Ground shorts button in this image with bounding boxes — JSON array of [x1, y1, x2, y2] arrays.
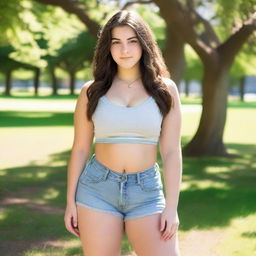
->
[[120, 176, 126, 182]]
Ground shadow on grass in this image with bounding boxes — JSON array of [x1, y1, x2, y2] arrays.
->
[[0, 111, 73, 127], [177, 143, 256, 231]]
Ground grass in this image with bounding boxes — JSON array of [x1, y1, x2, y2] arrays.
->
[[0, 94, 256, 255]]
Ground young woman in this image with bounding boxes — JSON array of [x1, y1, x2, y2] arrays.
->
[[64, 10, 182, 256]]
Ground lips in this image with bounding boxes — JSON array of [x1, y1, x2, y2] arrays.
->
[[120, 57, 132, 59]]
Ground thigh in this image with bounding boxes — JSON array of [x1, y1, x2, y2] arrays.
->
[[125, 213, 180, 256], [77, 205, 124, 256]]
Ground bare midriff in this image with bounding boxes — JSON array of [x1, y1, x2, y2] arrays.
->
[[94, 143, 158, 174]]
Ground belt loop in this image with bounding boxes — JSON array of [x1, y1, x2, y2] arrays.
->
[[137, 173, 141, 184], [104, 169, 110, 180]]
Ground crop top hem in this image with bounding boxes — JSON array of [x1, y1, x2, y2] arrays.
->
[[95, 137, 158, 145]]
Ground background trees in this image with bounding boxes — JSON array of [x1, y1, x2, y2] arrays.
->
[[1, 0, 255, 156]]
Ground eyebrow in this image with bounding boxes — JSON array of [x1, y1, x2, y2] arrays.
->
[[111, 36, 138, 41]]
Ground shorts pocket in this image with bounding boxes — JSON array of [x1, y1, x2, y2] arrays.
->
[[80, 162, 107, 184], [139, 170, 163, 192]]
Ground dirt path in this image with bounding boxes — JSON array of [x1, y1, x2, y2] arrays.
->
[[179, 229, 224, 256]]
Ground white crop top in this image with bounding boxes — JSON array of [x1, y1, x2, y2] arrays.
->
[[91, 95, 163, 145]]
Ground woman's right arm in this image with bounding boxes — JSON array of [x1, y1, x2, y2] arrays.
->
[[64, 80, 94, 237]]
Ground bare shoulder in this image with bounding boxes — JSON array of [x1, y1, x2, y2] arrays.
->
[[161, 77, 178, 94], [81, 80, 94, 89], [161, 77, 181, 112], [77, 80, 94, 105], [80, 80, 94, 96]]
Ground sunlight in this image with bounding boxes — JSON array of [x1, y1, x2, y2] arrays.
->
[[0, 170, 7, 176], [43, 188, 59, 200], [36, 172, 48, 178], [205, 166, 230, 174], [181, 180, 230, 190], [0, 211, 7, 221], [216, 214, 256, 256]]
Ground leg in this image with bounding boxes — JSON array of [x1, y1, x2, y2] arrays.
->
[[125, 213, 180, 256], [77, 205, 124, 256]]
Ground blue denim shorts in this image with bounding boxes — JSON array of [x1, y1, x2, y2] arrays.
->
[[75, 154, 166, 221]]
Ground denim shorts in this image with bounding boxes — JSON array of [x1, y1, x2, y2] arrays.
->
[[75, 154, 166, 221]]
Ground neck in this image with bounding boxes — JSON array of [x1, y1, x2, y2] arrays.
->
[[116, 67, 141, 82]]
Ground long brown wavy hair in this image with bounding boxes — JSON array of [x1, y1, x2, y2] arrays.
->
[[86, 10, 173, 121]]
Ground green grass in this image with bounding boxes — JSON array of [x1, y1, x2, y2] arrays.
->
[[180, 94, 256, 108], [0, 96, 256, 255], [0, 111, 73, 127], [0, 89, 78, 99], [216, 215, 256, 256]]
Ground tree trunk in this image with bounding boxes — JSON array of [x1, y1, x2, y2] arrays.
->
[[185, 79, 189, 97], [239, 75, 245, 102], [183, 65, 229, 156], [69, 71, 75, 95], [163, 26, 185, 88], [5, 70, 11, 96], [34, 68, 40, 96], [50, 68, 58, 95]]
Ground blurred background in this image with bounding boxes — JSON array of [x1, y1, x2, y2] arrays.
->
[[0, 0, 255, 255]]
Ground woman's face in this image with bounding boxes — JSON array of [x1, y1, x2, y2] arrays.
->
[[110, 25, 142, 70]]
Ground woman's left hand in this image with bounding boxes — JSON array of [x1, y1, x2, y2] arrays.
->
[[160, 208, 179, 241]]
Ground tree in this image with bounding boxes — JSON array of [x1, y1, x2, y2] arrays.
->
[[0, 46, 40, 95], [152, 0, 256, 156], [57, 31, 96, 94], [1, 0, 92, 95]]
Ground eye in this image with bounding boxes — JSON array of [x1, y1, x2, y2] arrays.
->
[[129, 40, 138, 43], [112, 41, 120, 45]]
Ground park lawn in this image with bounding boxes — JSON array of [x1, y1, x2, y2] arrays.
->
[[0, 96, 255, 256]]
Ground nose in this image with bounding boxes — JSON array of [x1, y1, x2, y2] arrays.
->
[[121, 43, 129, 54]]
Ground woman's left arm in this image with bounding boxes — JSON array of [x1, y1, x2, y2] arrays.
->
[[158, 78, 182, 241]]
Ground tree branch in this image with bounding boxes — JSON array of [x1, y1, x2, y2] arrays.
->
[[193, 10, 220, 47], [218, 13, 256, 65], [33, 0, 100, 37], [154, 0, 213, 64]]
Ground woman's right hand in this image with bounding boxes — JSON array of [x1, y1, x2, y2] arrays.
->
[[64, 202, 80, 238]]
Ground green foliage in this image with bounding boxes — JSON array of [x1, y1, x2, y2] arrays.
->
[[33, 3, 85, 56], [2, 1, 47, 67], [0, 45, 37, 72], [0, 0, 23, 45], [56, 31, 96, 74], [85, 0, 117, 25], [194, 0, 256, 78], [216, 0, 256, 32], [1, 0, 255, 81], [134, 4, 167, 50], [1, 0, 86, 69], [231, 51, 256, 79]]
